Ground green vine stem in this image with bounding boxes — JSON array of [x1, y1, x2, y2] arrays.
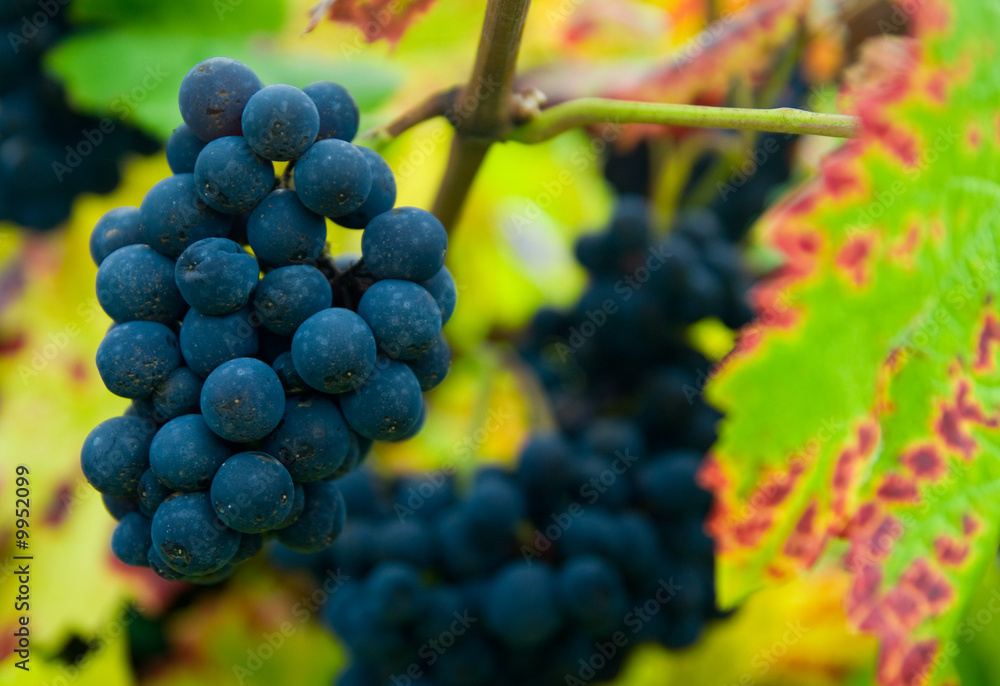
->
[[505, 98, 861, 144]]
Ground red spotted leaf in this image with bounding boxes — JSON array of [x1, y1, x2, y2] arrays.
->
[[703, 1, 1000, 684], [306, 0, 439, 45]]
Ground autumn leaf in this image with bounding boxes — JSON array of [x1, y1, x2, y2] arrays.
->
[[702, 1, 1000, 685], [306, 0, 440, 45]]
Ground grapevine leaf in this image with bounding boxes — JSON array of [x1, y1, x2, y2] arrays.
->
[[703, 1, 1000, 684], [517, 0, 808, 143], [305, 0, 440, 45]]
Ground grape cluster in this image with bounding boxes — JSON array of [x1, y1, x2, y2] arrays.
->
[[81, 57, 455, 582], [268, 194, 761, 686], [0, 0, 158, 230]]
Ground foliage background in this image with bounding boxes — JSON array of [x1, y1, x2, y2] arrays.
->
[[0, 0, 998, 684]]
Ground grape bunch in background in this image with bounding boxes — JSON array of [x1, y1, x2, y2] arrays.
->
[[275, 192, 763, 686], [0, 0, 158, 230], [80, 57, 456, 582]]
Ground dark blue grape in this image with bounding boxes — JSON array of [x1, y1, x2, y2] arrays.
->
[[357, 280, 441, 360], [81, 416, 153, 497], [149, 414, 230, 492], [291, 308, 376, 393], [147, 544, 186, 581], [193, 136, 275, 214], [366, 561, 425, 626], [150, 491, 241, 575], [273, 482, 306, 530], [178, 57, 262, 142], [303, 81, 359, 142], [139, 173, 230, 257], [229, 532, 264, 564], [373, 519, 434, 569], [274, 480, 346, 552], [89, 206, 144, 266], [361, 207, 447, 282], [435, 507, 506, 578], [293, 138, 371, 217], [242, 84, 320, 161], [484, 563, 563, 648], [393, 473, 455, 521], [174, 237, 259, 315], [580, 418, 646, 462], [247, 189, 326, 267], [253, 265, 332, 336], [261, 395, 350, 482], [433, 634, 496, 686], [406, 335, 451, 392], [332, 147, 396, 229], [103, 494, 140, 521], [555, 555, 629, 637], [200, 357, 285, 442], [271, 351, 307, 394], [179, 306, 259, 377], [166, 123, 207, 174], [96, 321, 181, 399], [462, 473, 526, 538], [111, 512, 153, 567], [150, 366, 204, 422], [96, 244, 187, 324], [211, 451, 295, 533], [421, 266, 457, 325], [340, 357, 423, 441], [635, 452, 712, 515], [138, 469, 171, 517]]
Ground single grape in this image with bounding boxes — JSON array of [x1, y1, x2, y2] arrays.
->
[[80, 416, 154, 497], [290, 308, 376, 393], [111, 512, 153, 567], [179, 306, 259, 377], [200, 357, 285, 442], [247, 189, 327, 267], [102, 494, 140, 521], [96, 321, 182, 399], [421, 266, 457, 325], [365, 561, 425, 625], [357, 280, 442, 360], [138, 469, 172, 517], [332, 147, 396, 229], [339, 357, 423, 441], [89, 206, 144, 266], [210, 451, 295, 533], [272, 482, 306, 530], [241, 84, 320, 161], [484, 563, 563, 648], [260, 395, 351, 482], [193, 136, 275, 214], [178, 57, 262, 142], [139, 173, 231, 258], [149, 414, 231, 492], [174, 237, 259, 315], [165, 123, 207, 174], [406, 334, 451, 391], [303, 81, 359, 142], [554, 555, 629, 637], [96, 244, 187, 324], [150, 366, 204, 422], [293, 138, 371, 217], [361, 207, 447, 282], [274, 480, 346, 552], [271, 351, 308, 394], [252, 265, 332, 336], [229, 532, 264, 565], [150, 491, 241, 575]]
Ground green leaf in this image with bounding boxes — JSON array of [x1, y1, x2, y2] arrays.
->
[[704, 2, 1000, 684], [45, 29, 402, 140], [68, 0, 288, 36]]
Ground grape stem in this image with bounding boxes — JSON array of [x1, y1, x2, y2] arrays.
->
[[505, 98, 861, 143], [430, 0, 532, 231]]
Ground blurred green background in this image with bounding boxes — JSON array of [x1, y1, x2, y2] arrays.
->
[[2, 0, 1000, 684]]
